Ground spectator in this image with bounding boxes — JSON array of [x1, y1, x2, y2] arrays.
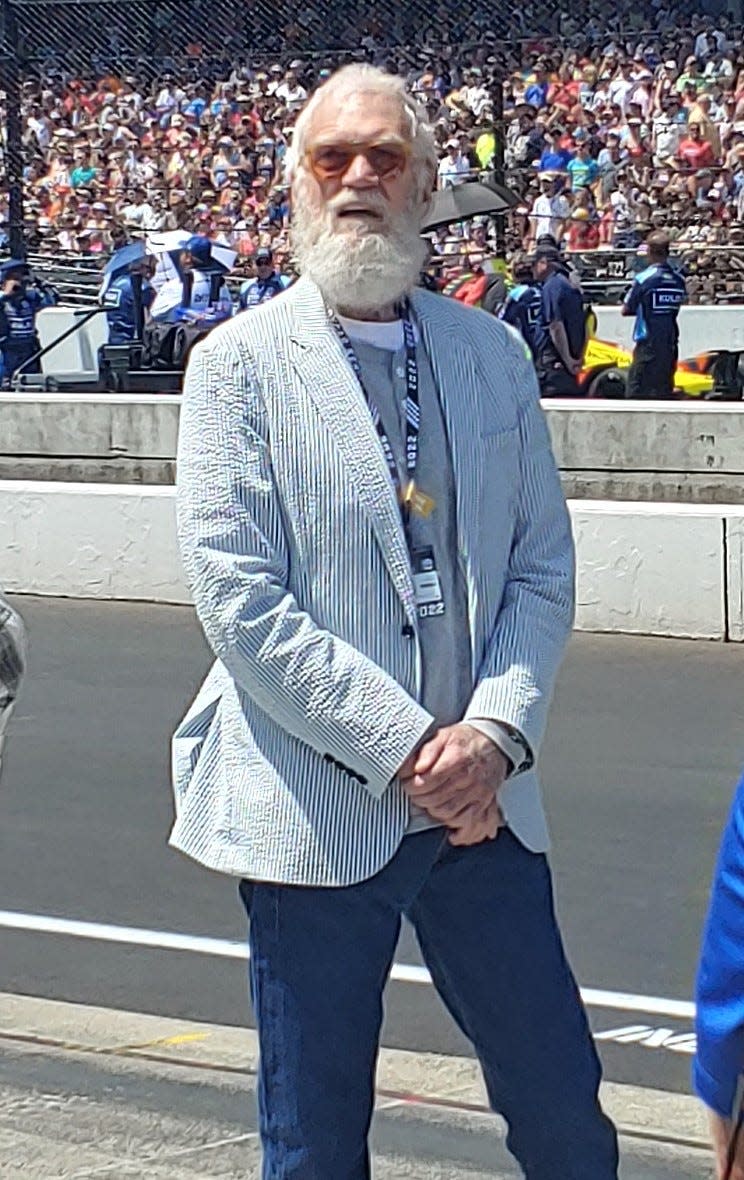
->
[[437, 138, 470, 188], [678, 121, 718, 169], [4, 10, 744, 305], [567, 139, 599, 191], [274, 64, 308, 113]]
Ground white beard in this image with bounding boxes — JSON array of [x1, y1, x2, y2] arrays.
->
[[291, 198, 429, 317]]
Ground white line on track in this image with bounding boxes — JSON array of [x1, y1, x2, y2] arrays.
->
[[0, 909, 696, 1021]]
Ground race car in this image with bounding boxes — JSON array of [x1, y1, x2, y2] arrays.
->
[[578, 336, 724, 400]]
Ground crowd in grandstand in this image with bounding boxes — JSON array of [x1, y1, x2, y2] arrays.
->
[[3, 2, 744, 290]]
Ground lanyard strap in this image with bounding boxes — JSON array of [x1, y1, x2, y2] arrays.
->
[[330, 308, 420, 507]]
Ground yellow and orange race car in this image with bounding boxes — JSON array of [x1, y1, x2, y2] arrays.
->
[[578, 336, 718, 399]]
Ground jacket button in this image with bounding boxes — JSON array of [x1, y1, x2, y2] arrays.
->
[[402, 623, 414, 637]]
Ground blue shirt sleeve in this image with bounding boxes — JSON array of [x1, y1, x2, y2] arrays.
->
[[695, 773, 744, 1116], [623, 279, 641, 313], [541, 276, 564, 325]]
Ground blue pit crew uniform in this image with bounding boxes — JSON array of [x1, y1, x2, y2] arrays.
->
[[238, 270, 291, 310], [622, 262, 687, 399], [103, 274, 156, 344], [0, 267, 55, 383], [498, 282, 542, 360]]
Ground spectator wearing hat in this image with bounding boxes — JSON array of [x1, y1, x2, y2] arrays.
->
[[438, 138, 470, 188], [238, 248, 291, 310]]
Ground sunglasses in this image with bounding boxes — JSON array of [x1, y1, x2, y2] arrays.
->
[[304, 139, 410, 180]]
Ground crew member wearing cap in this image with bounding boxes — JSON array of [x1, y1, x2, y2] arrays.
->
[[621, 230, 686, 399], [238, 248, 291, 311], [533, 246, 587, 397], [498, 255, 541, 360], [151, 236, 233, 325], [0, 260, 56, 386]]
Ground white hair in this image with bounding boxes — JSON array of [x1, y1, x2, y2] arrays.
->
[[286, 64, 438, 203], [287, 64, 435, 316]]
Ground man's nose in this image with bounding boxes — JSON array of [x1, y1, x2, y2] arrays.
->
[[342, 151, 380, 187]]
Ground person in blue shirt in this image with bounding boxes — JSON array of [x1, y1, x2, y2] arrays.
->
[[103, 256, 156, 344], [621, 231, 686, 399], [0, 260, 56, 386], [499, 255, 541, 360], [238, 248, 291, 311], [537, 128, 573, 173], [566, 141, 600, 191], [533, 246, 587, 396], [525, 64, 549, 109], [695, 771, 744, 1180]]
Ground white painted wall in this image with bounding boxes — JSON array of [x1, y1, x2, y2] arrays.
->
[[2, 481, 743, 640], [0, 482, 188, 604], [571, 502, 726, 640]]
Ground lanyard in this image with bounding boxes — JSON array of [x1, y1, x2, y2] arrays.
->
[[329, 306, 420, 523]]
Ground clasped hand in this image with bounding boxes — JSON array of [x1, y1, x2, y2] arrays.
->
[[398, 723, 508, 846]]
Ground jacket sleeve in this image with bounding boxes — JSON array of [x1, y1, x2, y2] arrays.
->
[[0, 593, 26, 773], [694, 773, 744, 1117], [464, 332, 575, 766], [176, 335, 434, 799]]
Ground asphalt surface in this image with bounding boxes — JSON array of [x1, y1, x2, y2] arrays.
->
[[1, 596, 743, 1097], [0, 1037, 714, 1179]]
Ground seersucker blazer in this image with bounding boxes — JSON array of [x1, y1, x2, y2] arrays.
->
[[171, 276, 575, 886]]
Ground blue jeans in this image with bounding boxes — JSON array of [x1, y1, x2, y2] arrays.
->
[[239, 828, 619, 1179]]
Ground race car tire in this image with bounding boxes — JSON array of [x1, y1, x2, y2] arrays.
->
[[583, 366, 628, 399]]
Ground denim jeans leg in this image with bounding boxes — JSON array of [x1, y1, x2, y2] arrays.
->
[[406, 831, 620, 1180], [239, 871, 403, 1180]]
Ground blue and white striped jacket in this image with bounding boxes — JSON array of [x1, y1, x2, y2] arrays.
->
[[171, 276, 575, 886]]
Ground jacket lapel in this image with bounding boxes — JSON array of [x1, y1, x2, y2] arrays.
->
[[287, 279, 417, 625]]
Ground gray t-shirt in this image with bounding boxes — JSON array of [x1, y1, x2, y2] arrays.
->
[[349, 327, 472, 831]]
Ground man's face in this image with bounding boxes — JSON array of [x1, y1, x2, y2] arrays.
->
[[256, 256, 272, 275], [298, 90, 419, 232], [534, 257, 549, 281]]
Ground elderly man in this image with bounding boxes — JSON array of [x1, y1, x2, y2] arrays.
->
[[0, 593, 25, 779], [173, 64, 619, 1179]]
